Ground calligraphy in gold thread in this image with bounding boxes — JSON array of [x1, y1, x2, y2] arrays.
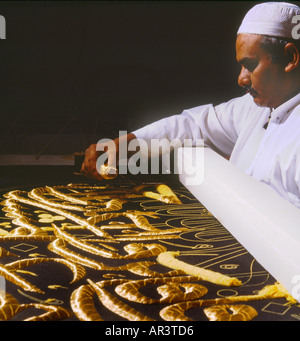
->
[[47, 236, 180, 278], [143, 184, 182, 204], [0, 263, 44, 294], [31, 183, 182, 209], [0, 256, 87, 295], [114, 276, 208, 304], [70, 284, 103, 321], [37, 213, 65, 223], [5, 257, 86, 284], [17, 289, 63, 306], [18, 303, 72, 321], [1, 184, 184, 243], [52, 222, 168, 259], [0, 183, 298, 321], [36, 186, 128, 212], [87, 279, 155, 321], [203, 304, 258, 321], [0, 235, 55, 242], [48, 238, 108, 271], [0, 184, 183, 319], [0, 290, 20, 320], [45, 186, 96, 206], [157, 251, 242, 286], [0, 246, 18, 258], [29, 187, 87, 211], [51, 223, 119, 258], [0, 290, 72, 321], [70, 278, 296, 322], [4, 190, 112, 238], [2, 199, 49, 236], [159, 282, 297, 321]]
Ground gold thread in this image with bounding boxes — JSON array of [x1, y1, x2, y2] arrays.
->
[[159, 282, 296, 321], [18, 303, 72, 321], [115, 276, 207, 304], [0, 246, 19, 258], [0, 263, 44, 294], [48, 238, 108, 270], [157, 251, 242, 286], [70, 284, 103, 321], [6, 191, 112, 239], [1, 183, 297, 322], [5, 257, 86, 284], [0, 290, 20, 321], [203, 304, 258, 321], [87, 279, 154, 321]]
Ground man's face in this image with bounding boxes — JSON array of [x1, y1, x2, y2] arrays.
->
[[236, 34, 286, 108]]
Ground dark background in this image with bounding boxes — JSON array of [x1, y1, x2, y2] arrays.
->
[[0, 1, 263, 157]]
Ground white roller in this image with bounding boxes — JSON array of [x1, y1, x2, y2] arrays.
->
[[178, 147, 300, 302]]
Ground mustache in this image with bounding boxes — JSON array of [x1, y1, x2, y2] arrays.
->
[[243, 86, 257, 95]]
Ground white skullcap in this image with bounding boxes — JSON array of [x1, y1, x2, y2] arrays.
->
[[237, 2, 300, 39]]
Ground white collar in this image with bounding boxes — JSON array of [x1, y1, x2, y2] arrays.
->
[[270, 92, 300, 124]]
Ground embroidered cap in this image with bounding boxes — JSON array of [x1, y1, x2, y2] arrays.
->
[[237, 2, 300, 38]]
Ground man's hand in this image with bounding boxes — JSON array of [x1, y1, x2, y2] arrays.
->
[[81, 133, 136, 181], [80, 143, 102, 181]]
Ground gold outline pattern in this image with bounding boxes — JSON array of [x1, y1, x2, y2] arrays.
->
[[0, 182, 298, 321]]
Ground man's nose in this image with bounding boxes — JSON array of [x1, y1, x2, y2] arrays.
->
[[238, 66, 251, 88]]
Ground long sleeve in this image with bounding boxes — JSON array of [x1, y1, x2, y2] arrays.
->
[[131, 92, 300, 209], [132, 94, 258, 158]]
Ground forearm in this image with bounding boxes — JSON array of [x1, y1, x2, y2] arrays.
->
[[132, 100, 241, 158]]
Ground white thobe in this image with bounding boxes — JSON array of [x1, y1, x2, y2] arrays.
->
[[132, 93, 300, 209]]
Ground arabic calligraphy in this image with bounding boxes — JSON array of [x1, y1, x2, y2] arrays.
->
[[0, 182, 298, 321]]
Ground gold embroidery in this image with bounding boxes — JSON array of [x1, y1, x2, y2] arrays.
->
[[17, 289, 63, 306], [0, 290, 20, 320], [87, 279, 154, 321], [20, 303, 72, 321], [143, 184, 182, 204], [0, 263, 44, 293], [203, 304, 258, 321], [115, 276, 207, 304], [52, 223, 120, 258], [6, 191, 112, 238], [157, 251, 242, 286], [70, 284, 103, 321], [38, 213, 65, 223], [159, 282, 296, 321], [0, 246, 18, 258], [5, 257, 86, 284], [48, 238, 108, 270], [0, 183, 298, 321], [48, 285, 68, 290]]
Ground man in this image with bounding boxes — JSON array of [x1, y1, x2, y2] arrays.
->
[[81, 2, 300, 208]]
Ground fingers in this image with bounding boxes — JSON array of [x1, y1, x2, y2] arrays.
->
[[81, 164, 103, 181], [80, 164, 103, 181], [80, 134, 137, 181], [80, 144, 103, 181], [80, 141, 118, 181]]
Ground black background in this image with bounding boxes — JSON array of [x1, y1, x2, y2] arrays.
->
[[0, 0, 290, 155]]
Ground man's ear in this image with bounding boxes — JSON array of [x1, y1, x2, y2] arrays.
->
[[284, 43, 300, 72]]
